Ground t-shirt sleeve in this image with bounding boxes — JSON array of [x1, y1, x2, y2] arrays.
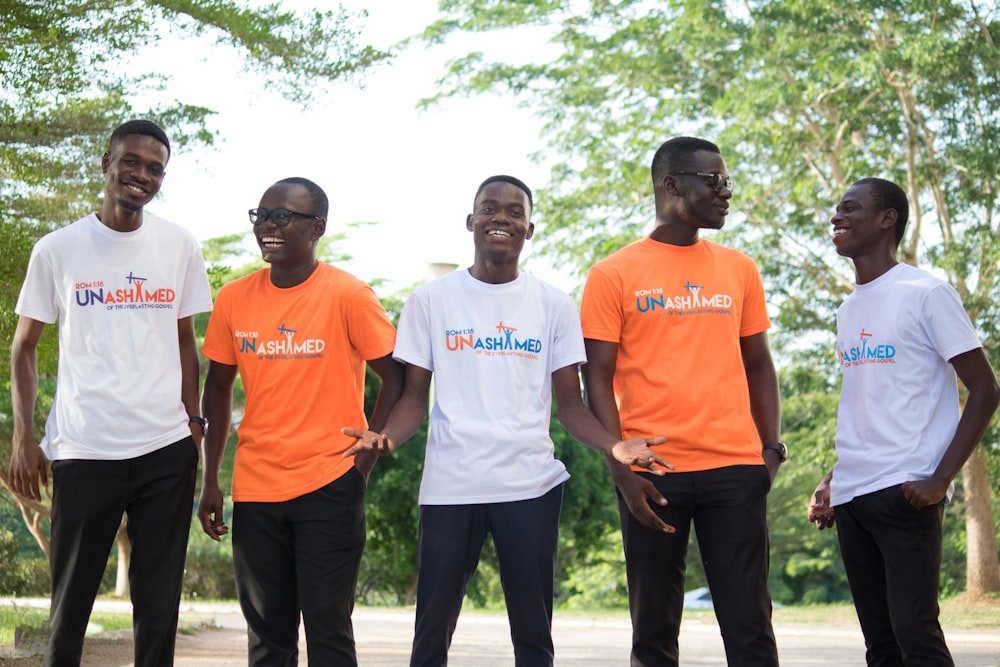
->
[[393, 289, 433, 372], [923, 282, 982, 362], [345, 283, 397, 362], [580, 264, 624, 343], [202, 285, 237, 365], [739, 258, 771, 338], [550, 291, 587, 373], [15, 242, 59, 324], [176, 236, 213, 319]]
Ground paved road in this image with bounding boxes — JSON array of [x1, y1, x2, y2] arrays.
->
[[5, 599, 1000, 666], [182, 603, 1000, 666]]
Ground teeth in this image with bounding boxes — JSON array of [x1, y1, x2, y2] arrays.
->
[[488, 230, 511, 237], [833, 229, 846, 237]]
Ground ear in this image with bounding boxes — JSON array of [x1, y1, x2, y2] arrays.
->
[[879, 208, 897, 232], [525, 222, 535, 240], [101, 151, 111, 174], [311, 218, 326, 241], [466, 214, 474, 232], [660, 174, 679, 196]]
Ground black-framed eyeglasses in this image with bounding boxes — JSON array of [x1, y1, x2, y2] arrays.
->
[[670, 171, 735, 193], [248, 207, 324, 227]]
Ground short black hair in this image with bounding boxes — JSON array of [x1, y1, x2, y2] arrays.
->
[[275, 177, 329, 218], [108, 119, 171, 159], [853, 177, 909, 246], [651, 136, 722, 185], [474, 175, 533, 212]]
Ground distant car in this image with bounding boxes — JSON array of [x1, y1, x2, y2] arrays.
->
[[683, 586, 714, 609], [682, 586, 784, 610]]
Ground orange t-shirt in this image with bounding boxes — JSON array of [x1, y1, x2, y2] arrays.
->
[[580, 237, 770, 472], [202, 263, 396, 502]]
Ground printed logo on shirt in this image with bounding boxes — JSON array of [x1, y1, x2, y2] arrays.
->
[[74, 271, 176, 311], [634, 281, 733, 316], [235, 323, 326, 360], [444, 321, 542, 360], [838, 328, 896, 368]]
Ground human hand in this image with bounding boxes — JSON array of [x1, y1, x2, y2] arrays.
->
[[901, 477, 949, 509], [9, 438, 49, 501], [196, 483, 228, 542], [610, 436, 673, 475], [807, 478, 835, 530], [341, 427, 395, 458], [616, 471, 675, 534]]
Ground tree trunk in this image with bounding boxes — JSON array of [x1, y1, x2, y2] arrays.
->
[[115, 517, 131, 598], [963, 446, 1000, 597]]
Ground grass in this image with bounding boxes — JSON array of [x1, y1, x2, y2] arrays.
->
[[1, 594, 996, 646], [0, 606, 133, 645]]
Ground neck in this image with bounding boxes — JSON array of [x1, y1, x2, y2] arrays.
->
[[649, 219, 698, 246], [270, 260, 320, 288], [853, 255, 898, 285], [468, 258, 519, 285], [97, 202, 144, 232]]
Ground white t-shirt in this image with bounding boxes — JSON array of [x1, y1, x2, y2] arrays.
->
[[15, 213, 213, 460], [830, 264, 982, 506], [394, 269, 585, 505]]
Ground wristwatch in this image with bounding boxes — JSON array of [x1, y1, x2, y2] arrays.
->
[[189, 415, 209, 432], [762, 441, 788, 463]]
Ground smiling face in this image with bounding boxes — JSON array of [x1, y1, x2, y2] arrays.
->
[[466, 181, 534, 266], [831, 183, 896, 260], [254, 182, 325, 270], [101, 134, 168, 214]]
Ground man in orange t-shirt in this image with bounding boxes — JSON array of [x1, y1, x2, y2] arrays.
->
[[198, 177, 404, 666], [581, 137, 784, 666]]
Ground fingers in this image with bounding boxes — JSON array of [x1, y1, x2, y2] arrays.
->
[[342, 432, 394, 458]]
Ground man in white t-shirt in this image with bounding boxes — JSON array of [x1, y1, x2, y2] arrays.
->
[[808, 177, 999, 666], [9, 119, 213, 667], [342, 175, 670, 667]]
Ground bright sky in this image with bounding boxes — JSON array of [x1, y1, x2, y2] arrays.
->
[[147, 1, 570, 293]]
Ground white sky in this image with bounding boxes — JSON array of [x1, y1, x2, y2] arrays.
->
[[146, 1, 571, 294]]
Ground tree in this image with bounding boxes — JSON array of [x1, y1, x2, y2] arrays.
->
[[0, 0, 389, 596], [422, 0, 1000, 596]]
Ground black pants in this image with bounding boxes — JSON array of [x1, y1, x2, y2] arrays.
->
[[619, 465, 778, 667], [836, 485, 954, 667], [46, 438, 197, 667], [232, 468, 367, 667], [410, 483, 564, 667]]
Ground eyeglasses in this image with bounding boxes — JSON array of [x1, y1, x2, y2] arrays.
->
[[670, 172, 735, 193], [248, 207, 324, 226]]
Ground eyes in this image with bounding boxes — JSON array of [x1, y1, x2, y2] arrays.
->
[[119, 157, 164, 177], [478, 206, 525, 218]]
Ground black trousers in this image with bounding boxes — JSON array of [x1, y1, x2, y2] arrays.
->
[[835, 484, 954, 667], [232, 468, 367, 667], [46, 437, 197, 667], [619, 465, 778, 667], [410, 483, 564, 667]]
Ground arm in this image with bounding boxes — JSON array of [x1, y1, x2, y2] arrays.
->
[[196, 360, 238, 541], [342, 363, 433, 458], [9, 316, 49, 501], [352, 354, 406, 479], [807, 469, 835, 530], [740, 331, 783, 482], [581, 338, 674, 533], [902, 348, 1000, 508], [552, 364, 669, 471], [178, 316, 203, 441]]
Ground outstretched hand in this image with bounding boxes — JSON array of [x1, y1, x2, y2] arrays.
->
[[341, 427, 395, 458], [610, 436, 673, 475]]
